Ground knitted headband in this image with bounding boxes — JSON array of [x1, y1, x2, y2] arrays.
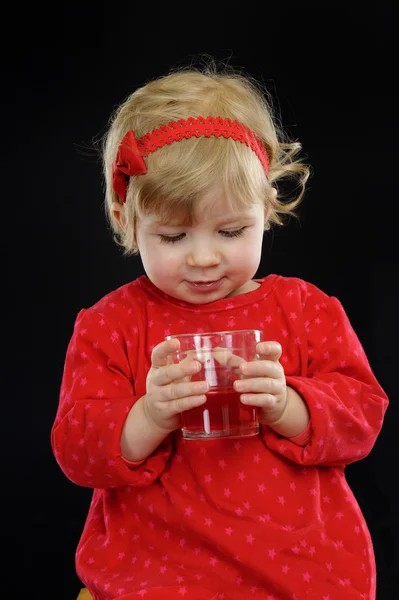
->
[[111, 116, 270, 203]]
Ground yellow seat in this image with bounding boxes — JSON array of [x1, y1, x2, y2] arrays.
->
[[77, 589, 92, 600]]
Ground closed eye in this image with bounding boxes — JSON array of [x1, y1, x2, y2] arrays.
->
[[158, 227, 247, 244], [219, 227, 247, 238], [158, 233, 185, 244]]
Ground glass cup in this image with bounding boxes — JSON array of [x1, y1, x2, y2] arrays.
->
[[165, 330, 262, 440]]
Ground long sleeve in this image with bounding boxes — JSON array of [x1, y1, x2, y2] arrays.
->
[[263, 286, 389, 467], [51, 308, 172, 488]]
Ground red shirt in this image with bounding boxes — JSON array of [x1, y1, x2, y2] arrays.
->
[[51, 275, 388, 600]]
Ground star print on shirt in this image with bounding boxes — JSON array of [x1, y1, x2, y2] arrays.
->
[[52, 273, 388, 600]]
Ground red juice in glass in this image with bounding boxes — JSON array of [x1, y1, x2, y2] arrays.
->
[[181, 387, 259, 440], [166, 329, 262, 440]]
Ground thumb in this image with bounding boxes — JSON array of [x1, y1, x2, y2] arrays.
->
[[151, 338, 180, 368], [256, 341, 282, 361]]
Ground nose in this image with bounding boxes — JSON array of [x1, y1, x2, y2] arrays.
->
[[186, 243, 221, 268]]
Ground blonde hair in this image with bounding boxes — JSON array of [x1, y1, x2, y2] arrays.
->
[[102, 61, 310, 256]]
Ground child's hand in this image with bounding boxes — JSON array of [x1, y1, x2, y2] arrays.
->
[[143, 339, 209, 432], [233, 341, 287, 426]]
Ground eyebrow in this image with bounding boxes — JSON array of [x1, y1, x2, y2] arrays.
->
[[212, 216, 256, 228], [153, 214, 256, 228]]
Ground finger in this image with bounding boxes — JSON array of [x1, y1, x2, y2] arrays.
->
[[234, 377, 282, 394], [151, 339, 181, 368], [256, 341, 282, 361], [154, 393, 208, 423], [239, 359, 283, 378], [212, 348, 247, 370], [180, 349, 208, 364], [152, 359, 202, 386], [186, 348, 243, 367], [210, 347, 233, 366], [173, 394, 208, 414], [239, 393, 278, 407], [163, 379, 209, 402]]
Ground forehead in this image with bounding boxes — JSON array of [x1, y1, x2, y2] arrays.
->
[[148, 185, 264, 227]]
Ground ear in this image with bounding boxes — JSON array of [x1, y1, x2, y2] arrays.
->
[[268, 187, 277, 204], [111, 201, 127, 231]]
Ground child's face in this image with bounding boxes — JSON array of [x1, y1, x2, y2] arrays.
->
[[135, 186, 266, 304]]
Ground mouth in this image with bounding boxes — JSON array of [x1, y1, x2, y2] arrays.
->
[[184, 278, 224, 292]]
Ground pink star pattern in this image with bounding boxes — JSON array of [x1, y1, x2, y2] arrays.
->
[[51, 274, 388, 599]]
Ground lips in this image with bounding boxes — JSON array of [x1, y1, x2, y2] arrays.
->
[[185, 278, 224, 292]]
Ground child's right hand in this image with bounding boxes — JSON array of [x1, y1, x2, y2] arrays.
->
[[143, 339, 209, 432]]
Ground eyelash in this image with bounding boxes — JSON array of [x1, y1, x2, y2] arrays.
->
[[158, 227, 247, 244]]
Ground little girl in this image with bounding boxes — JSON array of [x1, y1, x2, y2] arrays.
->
[[51, 63, 389, 600]]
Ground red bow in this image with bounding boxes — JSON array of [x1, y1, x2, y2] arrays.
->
[[112, 130, 147, 203]]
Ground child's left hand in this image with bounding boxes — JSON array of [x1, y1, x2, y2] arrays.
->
[[233, 341, 287, 426]]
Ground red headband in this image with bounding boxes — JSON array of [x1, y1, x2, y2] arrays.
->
[[112, 116, 270, 203]]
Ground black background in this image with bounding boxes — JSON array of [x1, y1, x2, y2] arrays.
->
[[4, 2, 398, 598]]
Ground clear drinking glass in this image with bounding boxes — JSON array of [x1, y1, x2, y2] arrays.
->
[[166, 330, 262, 440]]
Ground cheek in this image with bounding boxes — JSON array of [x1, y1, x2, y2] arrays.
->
[[232, 251, 259, 271], [229, 237, 262, 265], [142, 243, 181, 276]]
